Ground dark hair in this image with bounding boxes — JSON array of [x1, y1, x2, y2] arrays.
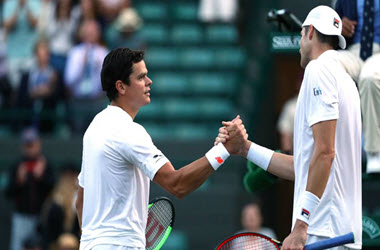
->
[[101, 48, 144, 101], [304, 26, 339, 50]]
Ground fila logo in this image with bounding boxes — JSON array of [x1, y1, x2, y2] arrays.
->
[[215, 157, 224, 164], [313, 87, 322, 96], [333, 18, 340, 28], [301, 208, 310, 219]]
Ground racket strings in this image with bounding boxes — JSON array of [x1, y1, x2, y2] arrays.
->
[[145, 200, 173, 249], [219, 235, 279, 250]]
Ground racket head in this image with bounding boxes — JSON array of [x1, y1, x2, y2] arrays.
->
[[145, 197, 175, 250], [216, 232, 281, 250]]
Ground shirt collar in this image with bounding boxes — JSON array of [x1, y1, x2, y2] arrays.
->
[[107, 105, 133, 122]]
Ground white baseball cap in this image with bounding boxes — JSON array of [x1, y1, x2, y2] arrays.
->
[[302, 5, 346, 49]]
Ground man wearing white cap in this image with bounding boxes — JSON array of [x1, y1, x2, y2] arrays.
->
[[216, 5, 362, 249]]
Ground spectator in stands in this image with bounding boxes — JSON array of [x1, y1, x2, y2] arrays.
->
[[2, 0, 41, 88], [0, 30, 12, 110], [22, 233, 44, 250], [335, 0, 380, 173], [238, 201, 277, 239], [45, 0, 77, 75], [277, 96, 297, 155], [72, 0, 101, 32], [198, 0, 237, 23], [40, 163, 80, 250], [105, 7, 145, 50], [5, 127, 55, 250], [56, 233, 79, 250], [64, 20, 108, 133], [97, 0, 131, 23], [37, 0, 55, 37], [16, 40, 58, 132]]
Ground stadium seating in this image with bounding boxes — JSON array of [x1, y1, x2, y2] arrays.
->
[[133, 0, 245, 141]]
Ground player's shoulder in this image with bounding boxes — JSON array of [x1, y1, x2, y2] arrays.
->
[[131, 122, 151, 139], [304, 60, 321, 80]]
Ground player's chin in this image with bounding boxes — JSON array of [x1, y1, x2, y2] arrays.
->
[[143, 97, 151, 105]]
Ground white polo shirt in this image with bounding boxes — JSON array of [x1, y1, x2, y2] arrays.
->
[[293, 50, 362, 249], [78, 105, 169, 249]]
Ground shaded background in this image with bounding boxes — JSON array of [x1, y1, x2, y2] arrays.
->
[[1, 0, 379, 249]]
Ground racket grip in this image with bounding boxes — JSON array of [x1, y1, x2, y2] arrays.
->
[[304, 232, 354, 250]]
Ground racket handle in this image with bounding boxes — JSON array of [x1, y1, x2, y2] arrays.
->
[[304, 232, 354, 250]]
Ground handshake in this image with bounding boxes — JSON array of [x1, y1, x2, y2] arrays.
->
[[214, 115, 251, 157], [208, 115, 274, 174]]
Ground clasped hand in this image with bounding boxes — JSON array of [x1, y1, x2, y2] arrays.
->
[[214, 115, 249, 156]]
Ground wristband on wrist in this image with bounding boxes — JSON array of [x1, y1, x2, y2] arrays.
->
[[205, 143, 230, 171], [246, 142, 274, 171], [296, 191, 321, 225]]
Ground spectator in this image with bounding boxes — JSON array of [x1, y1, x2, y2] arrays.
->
[[277, 96, 297, 155], [37, 0, 55, 37], [2, 0, 41, 88], [45, 0, 77, 75], [0, 29, 12, 110], [198, 0, 237, 23], [22, 233, 44, 250], [335, 0, 380, 173], [64, 20, 108, 133], [105, 7, 145, 50], [238, 201, 277, 239], [56, 233, 79, 250], [72, 0, 101, 30], [16, 40, 58, 132], [5, 127, 55, 250], [97, 0, 131, 23], [40, 164, 80, 249]]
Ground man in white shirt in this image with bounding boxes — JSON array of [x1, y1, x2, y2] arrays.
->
[[216, 6, 362, 249], [75, 48, 249, 250]]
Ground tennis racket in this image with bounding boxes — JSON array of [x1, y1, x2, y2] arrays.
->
[[216, 232, 354, 250], [145, 197, 175, 250]]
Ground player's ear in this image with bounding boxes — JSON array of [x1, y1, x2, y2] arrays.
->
[[308, 25, 315, 40], [115, 80, 126, 95]]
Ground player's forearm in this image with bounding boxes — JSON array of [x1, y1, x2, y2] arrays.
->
[[306, 149, 335, 198], [267, 152, 295, 181], [170, 157, 214, 199]]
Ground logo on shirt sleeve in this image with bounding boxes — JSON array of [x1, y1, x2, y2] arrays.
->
[[153, 154, 163, 163], [313, 87, 322, 96], [301, 208, 310, 219]]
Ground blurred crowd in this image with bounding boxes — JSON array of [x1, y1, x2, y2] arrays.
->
[[5, 127, 80, 250], [0, 0, 145, 135]]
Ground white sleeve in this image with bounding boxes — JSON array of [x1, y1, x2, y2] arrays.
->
[[304, 62, 339, 127], [78, 170, 84, 188], [117, 125, 169, 180]]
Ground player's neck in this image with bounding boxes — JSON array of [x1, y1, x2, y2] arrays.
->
[[312, 44, 334, 60], [110, 100, 139, 120]]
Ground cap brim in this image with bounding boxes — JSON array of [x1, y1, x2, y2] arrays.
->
[[338, 35, 346, 49]]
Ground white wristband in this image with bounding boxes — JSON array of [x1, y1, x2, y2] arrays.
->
[[205, 143, 230, 171], [296, 191, 321, 225], [246, 142, 274, 171]]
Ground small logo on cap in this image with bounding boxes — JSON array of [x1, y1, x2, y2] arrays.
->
[[333, 18, 339, 28]]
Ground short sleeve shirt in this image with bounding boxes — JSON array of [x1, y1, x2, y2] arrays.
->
[[78, 105, 169, 249], [293, 50, 362, 249]]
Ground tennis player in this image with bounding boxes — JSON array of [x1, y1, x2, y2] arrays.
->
[[216, 6, 362, 250], [75, 48, 249, 250]]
